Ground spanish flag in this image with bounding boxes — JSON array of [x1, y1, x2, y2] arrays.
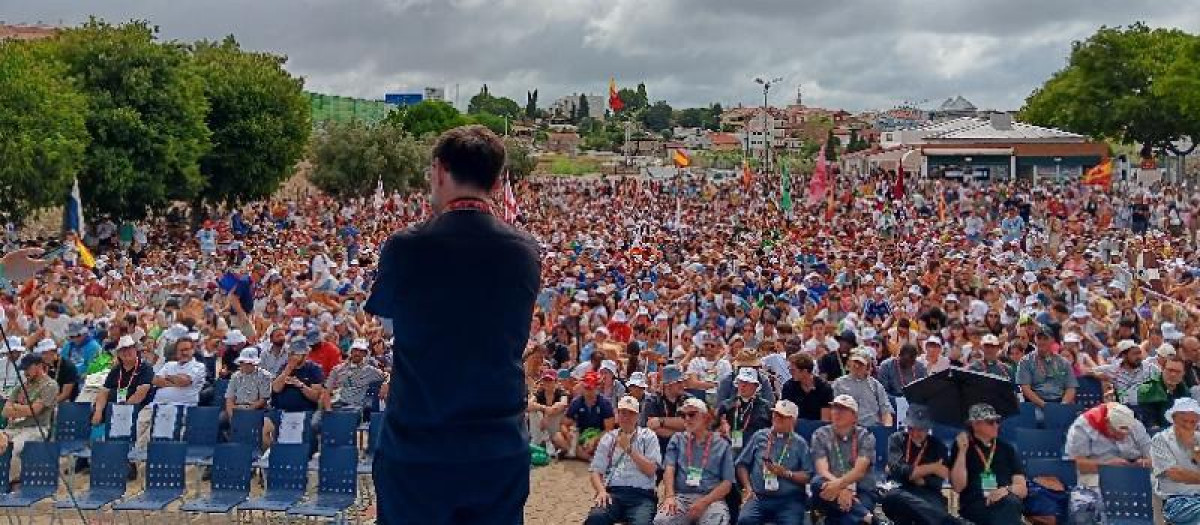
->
[[1083, 158, 1113, 189], [672, 148, 691, 168], [608, 78, 624, 112]]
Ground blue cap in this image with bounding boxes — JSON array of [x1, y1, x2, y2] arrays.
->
[[662, 365, 684, 384]]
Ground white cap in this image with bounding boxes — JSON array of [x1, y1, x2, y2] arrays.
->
[[4, 336, 24, 353], [627, 372, 649, 388], [831, 394, 859, 413], [1063, 332, 1082, 344], [1158, 344, 1178, 358], [34, 338, 57, 354], [1106, 402, 1137, 431], [1163, 323, 1185, 341], [223, 330, 247, 346], [735, 367, 760, 384], [350, 338, 370, 351], [1115, 340, 1139, 355], [617, 395, 641, 413], [945, 294, 959, 303], [116, 335, 137, 350], [908, 285, 923, 296], [234, 348, 261, 365], [599, 360, 619, 375], [924, 336, 943, 347], [612, 311, 627, 323], [1071, 304, 1089, 319], [682, 398, 708, 413], [981, 334, 1001, 346], [1023, 271, 1037, 284], [771, 400, 799, 419]]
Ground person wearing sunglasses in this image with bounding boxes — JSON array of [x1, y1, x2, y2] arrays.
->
[[654, 397, 734, 525], [949, 403, 1027, 525]]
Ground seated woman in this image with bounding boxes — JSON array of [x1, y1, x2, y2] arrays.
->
[[1151, 398, 1200, 525]]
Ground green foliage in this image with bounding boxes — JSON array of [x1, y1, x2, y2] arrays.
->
[[545, 155, 601, 176], [642, 101, 674, 132], [824, 130, 841, 161], [309, 121, 429, 198], [192, 37, 311, 206], [389, 100, 469, 138], [676, 103, 724, 131], [0, 40, 89, 223], [468, 86, 522, 120], [617, 87, 648, 113], [469, 112, 508, 135], [504, 138, 535, 180], [54, 19, 211, 220], [525, 90, 538, 119], [1020, 23, 1200, 155]]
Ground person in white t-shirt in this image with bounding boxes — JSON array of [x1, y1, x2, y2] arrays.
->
[[687, 334, 732, 399], [136, 337, 207, 449]]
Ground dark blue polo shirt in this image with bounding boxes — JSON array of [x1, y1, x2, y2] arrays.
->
[[566, 395, 614, 432], [365, 206, 541, 463], [270, 361, 323, 412]]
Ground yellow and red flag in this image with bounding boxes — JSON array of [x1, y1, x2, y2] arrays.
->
[[672, 148, 691, 168], [608, 78, 624, 112], [1082, 158, 1113, 189]]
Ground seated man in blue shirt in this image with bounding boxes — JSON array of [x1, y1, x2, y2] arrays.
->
[[266, 337, 324, 443], [735, 400, 812, 525], [654, 397, 735, 525], [586, 396, 662, 525], [556, 371, 615, 462]]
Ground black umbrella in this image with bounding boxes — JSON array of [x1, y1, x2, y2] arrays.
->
[[901, 367, 1020, 426]]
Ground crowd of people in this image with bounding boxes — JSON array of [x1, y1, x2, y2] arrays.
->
[[2, 158, 1200, 524]]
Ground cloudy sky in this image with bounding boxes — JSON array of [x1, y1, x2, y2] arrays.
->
[[4, 0, 1199, 112]]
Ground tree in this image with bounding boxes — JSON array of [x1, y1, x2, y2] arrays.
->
[[616, 87, 648, 113], [504, 137, 535, 180], [708, 103, 724, 131], [469, 112, 507, 135], [824, 130, 841, 161], [0, 40, 89, 223], [677, 107, 709, 129], [575, 94, 591, 123], [525, 89, 538, 119], [468, 86, 521, 120], [642, 101, 674, 132], [55, 19, 211, 220], [389, 100, 469, 137], [309, 121, 429, 198], [1020, 23, 1200, 157], [192, 37, 311, 207]]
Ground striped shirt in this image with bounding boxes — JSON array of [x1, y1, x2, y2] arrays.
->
[[324, 361, 385, 408], [1151, 427, 1200, 497]]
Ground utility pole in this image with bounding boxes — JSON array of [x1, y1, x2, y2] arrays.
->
[[755, 76, 783, 175]]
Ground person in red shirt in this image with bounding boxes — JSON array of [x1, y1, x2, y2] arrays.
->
[[606, 310, 633, 344], [305, 327, 342, 376]]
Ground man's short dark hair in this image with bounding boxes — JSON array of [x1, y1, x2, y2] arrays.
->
[[432, 125, 506, 191], [789, 353, 815, 372]]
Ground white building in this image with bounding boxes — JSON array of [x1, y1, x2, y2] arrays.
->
[[551, 94, 606, 120]]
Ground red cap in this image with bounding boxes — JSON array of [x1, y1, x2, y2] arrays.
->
[[539, 369, 557, 382], [582, 371, 600, 388]]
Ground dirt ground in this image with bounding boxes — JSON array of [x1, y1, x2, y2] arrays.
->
[[526, 459, 593, 524]]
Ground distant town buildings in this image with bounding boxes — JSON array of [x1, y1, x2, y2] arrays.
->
[[551, 94, 606, 120]]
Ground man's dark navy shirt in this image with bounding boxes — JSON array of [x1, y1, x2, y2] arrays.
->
[[365, 206, 541, 463]]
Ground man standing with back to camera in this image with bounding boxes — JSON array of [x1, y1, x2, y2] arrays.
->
[[366, 125, 542, 525]]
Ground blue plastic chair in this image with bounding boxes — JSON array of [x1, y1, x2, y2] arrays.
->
[[181, 443, 254, 514], [286, 445, 358, 520], [1015, 428, 1065, 462], [229, 408, 265, 449], [149, 404, 186, 442], [1042, 403, 1083, 430], [104, 403, 140, 443], [113, 442, 187, 512], [319, 410, 361, 448], [364, 380, 384, 414], [209, 378, 230, 408], [239, 444, 309, 514], [1098, 465, 1153, 525], [0, 441, 59, 509], [1019, 402, 1038, 420], [0, 446, 11, 494], [57, 441, 131, 510], [1025, 458, 1077, 489], [869, 426, 893, 475], [266, 410, 314, 445], [358, 412, 384, 475], [931, 424, 960, 452], [54, 401, 93, 457], [1075, 376, 1104, 409], [184, 406, 221, 465], [795, 419, 826, 443]]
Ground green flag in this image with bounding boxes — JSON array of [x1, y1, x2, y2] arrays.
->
[[780, 163, 793, 213]]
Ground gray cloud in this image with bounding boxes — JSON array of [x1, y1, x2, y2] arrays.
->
[[2, 0, 1197, 112]]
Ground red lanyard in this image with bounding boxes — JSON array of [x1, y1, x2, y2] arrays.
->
[[765, 432, 792, 463], [444, 198, 493, 215], [605, 430, 631, 473], [973, 440, 998, 472], [684, 432, 714, 470], [116, 360, 140, 391], [905, 435, 928, 468]]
